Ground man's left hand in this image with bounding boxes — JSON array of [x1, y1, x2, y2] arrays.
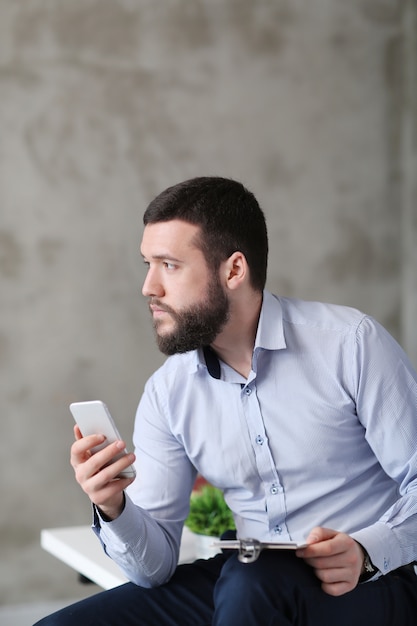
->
[[296, 526, 364, 596]]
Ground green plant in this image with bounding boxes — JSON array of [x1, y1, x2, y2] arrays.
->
[[185, 485, 236, 537]]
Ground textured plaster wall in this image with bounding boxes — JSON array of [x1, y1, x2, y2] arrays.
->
[[0, 0, 415, 605], [401, 0, 417, 368]]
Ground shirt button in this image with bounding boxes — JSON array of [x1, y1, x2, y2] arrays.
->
[[274, 525, 282, 534], [270, 484, 279, 495], [244, 387, 252, 395], [255, 435, 264, 445]]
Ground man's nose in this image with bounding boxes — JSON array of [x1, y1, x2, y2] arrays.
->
[[142, 268, 164, 298]]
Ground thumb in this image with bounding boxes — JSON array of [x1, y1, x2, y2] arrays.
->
[[306, 526, 337, 545]]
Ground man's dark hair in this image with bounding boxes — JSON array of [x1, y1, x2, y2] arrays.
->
[[143, 177, 268, 291]]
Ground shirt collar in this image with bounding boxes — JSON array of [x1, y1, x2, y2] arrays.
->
[[254, 290, 286, 351], [196, 290, 286, 378]]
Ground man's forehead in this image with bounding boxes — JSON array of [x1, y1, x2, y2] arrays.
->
[[141, 220, 202, 256]]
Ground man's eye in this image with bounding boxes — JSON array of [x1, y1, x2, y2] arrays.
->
[[164, 262, 176, 270]]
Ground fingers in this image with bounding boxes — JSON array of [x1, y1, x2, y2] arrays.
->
[[74, 424, 83, 441], [320, 578, 357, 597], [312, 546, 362, 597], [296, 527, 364, 596], [70, 434, 136, 512], [70, 433, 106, 470], [298, 527, 350, 560], [305, 526, 337, 545], [79, 461, 135, 508], [72, 436, 135, 482]]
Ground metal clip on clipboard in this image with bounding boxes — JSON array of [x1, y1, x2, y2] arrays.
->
[[237, 538, 263, 563]]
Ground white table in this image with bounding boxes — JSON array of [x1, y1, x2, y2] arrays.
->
[[41, 525, 198, 590]]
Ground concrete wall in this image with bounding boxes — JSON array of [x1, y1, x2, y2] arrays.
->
[[401, 0, 417, 370], [0, 0, 415, 605]]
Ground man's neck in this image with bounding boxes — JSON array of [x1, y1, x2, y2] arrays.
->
[[211, 290, 263, 379]]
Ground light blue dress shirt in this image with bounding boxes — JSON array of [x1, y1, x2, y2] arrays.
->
[[95, 291, 417, 587]]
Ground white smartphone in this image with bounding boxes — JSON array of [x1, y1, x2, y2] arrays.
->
[[69, 400, 136, 479]]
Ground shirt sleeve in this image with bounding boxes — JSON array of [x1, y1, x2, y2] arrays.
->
[[92, 375, 197, 587], [92, 494, 179, 587], [350, 316, 417, 574]]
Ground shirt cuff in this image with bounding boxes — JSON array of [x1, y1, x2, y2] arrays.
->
[[92, 493, 146, 551], [351, 521, 403, 575]]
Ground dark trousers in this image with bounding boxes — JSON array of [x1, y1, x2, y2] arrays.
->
[[34, 551, 417, 626]]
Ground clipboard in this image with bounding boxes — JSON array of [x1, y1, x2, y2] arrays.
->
[[212, 538, 307, 563]]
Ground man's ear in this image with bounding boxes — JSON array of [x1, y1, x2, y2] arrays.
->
[[223, 251, 248, 290]]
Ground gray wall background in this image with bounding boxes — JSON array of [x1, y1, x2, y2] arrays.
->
[[1, 0, 416, 606]]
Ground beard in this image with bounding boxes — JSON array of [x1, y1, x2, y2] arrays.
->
[[150, 274, 230, 355]]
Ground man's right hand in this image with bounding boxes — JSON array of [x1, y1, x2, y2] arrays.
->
[[70, 425, 136, 520]]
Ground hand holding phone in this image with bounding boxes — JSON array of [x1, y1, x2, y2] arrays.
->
[[69, 400, 136, 479]]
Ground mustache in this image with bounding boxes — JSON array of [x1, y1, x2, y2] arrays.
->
[[149, 299, 176, 315]]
